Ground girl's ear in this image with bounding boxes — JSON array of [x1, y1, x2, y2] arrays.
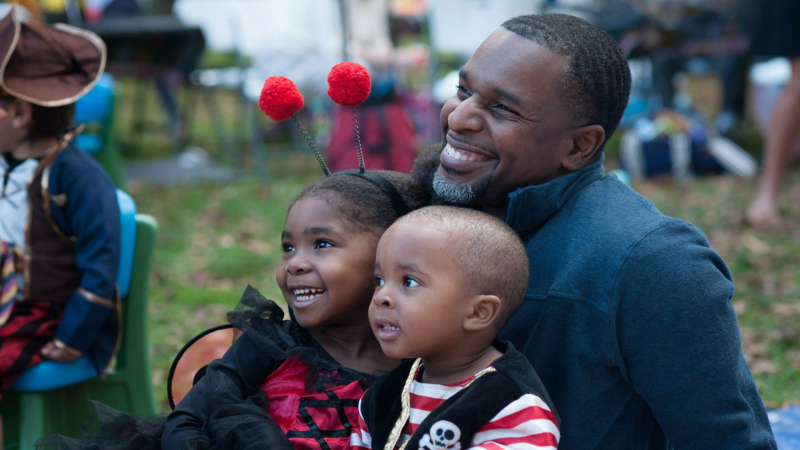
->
[[464, 295, 502, 331]]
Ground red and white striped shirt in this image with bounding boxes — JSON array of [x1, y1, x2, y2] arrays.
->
[[350, 366, 559, 450]]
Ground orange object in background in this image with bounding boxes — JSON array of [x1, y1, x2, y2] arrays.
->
[[169, 327, 235, 407], [9, 0, 41, 19]]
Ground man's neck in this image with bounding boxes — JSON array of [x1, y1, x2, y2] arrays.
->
[[12, 137, 58, 160], [420, 342, 502, 385]]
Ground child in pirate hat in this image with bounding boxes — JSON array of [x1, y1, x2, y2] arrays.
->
[[0, 5, 120, 445]]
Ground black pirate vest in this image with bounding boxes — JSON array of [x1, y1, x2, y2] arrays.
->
[[360, 341, 559, 450]]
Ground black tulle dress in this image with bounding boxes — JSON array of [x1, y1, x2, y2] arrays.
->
[[35, 287, 377, 450]]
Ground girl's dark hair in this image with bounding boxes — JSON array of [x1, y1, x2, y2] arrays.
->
[[291, 170, 430, 233]]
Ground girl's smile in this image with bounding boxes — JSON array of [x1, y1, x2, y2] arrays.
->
[[289, 286, 327, 308]]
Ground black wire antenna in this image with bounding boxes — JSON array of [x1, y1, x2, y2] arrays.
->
[[351, 107, 365, 173], [292, 114, 331, 176]]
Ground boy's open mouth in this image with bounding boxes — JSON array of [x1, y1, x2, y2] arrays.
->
[[375, 320, 401, 341]]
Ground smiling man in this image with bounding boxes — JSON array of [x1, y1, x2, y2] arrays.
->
[[413, 13, 776, 450]]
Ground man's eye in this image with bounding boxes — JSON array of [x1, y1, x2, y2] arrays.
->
[[492, 103, 515, 114], [315, 240, 334, 249], [402, 277, 420, 288], [374, 276, 385, 287], [282, 243, 295, 252]]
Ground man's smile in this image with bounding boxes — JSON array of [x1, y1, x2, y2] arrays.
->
[[439, 135, 498, 178]]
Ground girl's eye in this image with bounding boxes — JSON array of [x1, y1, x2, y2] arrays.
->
[[315, 240, 334, 249], [373, 276, 384, 287], [402, 277, 420, 288], [282, 243, 295, 253]]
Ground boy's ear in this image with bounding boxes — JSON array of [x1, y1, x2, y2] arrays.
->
[[464, 295, 502, 331], [10, 99, 33, 130]]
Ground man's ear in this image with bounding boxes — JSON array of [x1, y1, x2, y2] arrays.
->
[[10, 99, 33, 131], [562, 124, 605, 172], [464, 295, 502, 331]]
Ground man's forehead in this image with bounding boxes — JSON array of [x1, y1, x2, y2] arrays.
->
[[464, 28, 567, 100]]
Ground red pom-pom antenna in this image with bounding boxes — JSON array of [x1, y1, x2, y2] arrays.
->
[[327, 62, 371, 172], [259, 76, 304, 121], [327, 62, 371, 107]]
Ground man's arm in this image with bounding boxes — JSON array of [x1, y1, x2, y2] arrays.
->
[[51, 160, 120, 356], [614, 220, 776, 450]]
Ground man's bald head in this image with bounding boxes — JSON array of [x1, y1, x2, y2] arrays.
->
[[395, 206, 529, 328]]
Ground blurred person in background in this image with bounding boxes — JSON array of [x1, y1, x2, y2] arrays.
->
[[746, 0, 800, 227], [325, 0, 424, 174], [0, 7, 119, 447]]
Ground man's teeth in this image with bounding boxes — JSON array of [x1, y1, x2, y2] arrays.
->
[[444, 143, 489, 162], [380, 324, 400, 331], [293, 288, 325, 302]]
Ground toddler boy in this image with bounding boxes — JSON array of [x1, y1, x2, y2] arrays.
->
[[352, 206, 559, 450]]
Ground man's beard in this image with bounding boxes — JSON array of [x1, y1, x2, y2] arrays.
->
[[432, 164, 494, 205]]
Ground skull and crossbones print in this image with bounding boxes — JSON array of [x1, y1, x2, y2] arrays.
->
[[418, 420, 461, 450]]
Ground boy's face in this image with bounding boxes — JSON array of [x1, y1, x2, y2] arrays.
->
[[277, 197, 380, 329], [370, 221, 477, 360]]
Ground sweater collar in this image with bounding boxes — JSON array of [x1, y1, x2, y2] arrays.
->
[[504, 154, 606, 232]]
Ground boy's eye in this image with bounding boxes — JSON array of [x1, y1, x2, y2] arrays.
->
[[402, 277, 420, 288], [455, 84, 471, 98], [373, 276, 384, 287], [282, 243, 295, 252], [315, 240, 334, 249]]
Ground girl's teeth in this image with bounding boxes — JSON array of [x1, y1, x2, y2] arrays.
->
[[293, 288, 325, 302], [381, 324, 399, 331]]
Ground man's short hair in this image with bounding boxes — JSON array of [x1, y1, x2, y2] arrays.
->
[[502, 13, 632, 152], [397, 206, 529, 328]]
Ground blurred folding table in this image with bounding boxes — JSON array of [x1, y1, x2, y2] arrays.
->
[[81, 14, 206, 154]]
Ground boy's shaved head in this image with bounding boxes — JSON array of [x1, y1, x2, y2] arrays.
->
[[396, 206, 529, 327]]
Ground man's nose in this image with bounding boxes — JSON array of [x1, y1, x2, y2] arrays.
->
[[448, 96, 483, 133]]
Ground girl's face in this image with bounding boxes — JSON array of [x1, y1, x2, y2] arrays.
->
[[277, 196, 381, 329]]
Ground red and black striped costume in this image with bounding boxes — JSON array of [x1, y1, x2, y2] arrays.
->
[[352, 341, 560, 450]]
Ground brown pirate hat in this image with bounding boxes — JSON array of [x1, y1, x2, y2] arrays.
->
[[0, 5, 106, 107]]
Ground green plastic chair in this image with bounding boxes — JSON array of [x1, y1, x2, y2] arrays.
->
[[0, 214, 158, 449], [75, 73, 126, 189]]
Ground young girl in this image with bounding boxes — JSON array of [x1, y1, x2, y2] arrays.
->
[[37, 170, 428, 450]]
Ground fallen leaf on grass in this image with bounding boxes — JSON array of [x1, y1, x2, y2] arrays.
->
[[772, 303, 800, 317], [741, 232, 769, 255], [750, 359, 779, 374]]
